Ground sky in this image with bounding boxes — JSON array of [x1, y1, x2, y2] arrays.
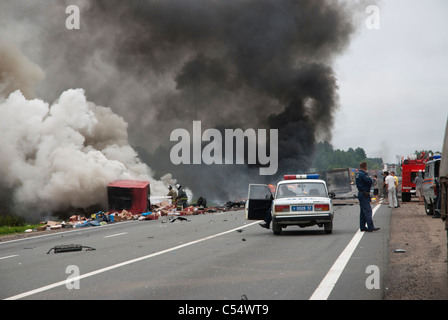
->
[[332, 0, 448, 163]]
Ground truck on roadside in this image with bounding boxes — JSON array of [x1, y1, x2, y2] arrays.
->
[[401, 157, 427, 202], [439, 117, 448, 234], [423, 155, 442, 215]]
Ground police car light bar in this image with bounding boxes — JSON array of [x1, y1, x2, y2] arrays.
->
[[284, 174, 319, 180]]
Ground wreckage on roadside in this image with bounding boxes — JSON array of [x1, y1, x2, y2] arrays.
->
[[28, 179, 246, 232]]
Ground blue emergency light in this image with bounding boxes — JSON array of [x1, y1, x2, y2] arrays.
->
[[433, 155, 441, 159], [284, 174, 319, 180]]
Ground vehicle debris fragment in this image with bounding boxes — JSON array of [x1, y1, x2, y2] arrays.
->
[[170, 217, 190, 223], [46, 244, 96, 254]]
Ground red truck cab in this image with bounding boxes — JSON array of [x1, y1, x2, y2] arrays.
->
[[401, 157, 426, 202]]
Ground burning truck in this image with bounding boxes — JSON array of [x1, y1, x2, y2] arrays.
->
[[107, 180, 150, 215]]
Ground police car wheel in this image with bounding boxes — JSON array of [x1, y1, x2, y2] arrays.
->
[[324, 222, 333, 234], [272, 222, 282, 235]]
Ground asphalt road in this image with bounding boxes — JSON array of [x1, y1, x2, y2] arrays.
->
[[0, 203, 390, 301]]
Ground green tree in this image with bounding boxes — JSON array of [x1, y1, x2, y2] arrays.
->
[[313, 142, 383, 171]]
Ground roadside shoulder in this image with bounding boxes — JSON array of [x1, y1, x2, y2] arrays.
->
[[384, 200, 448, 300]]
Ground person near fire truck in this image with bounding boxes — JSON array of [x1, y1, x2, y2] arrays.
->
[[385, 171, 398, 208], [390, 171, 400, 207], [414, 172, 424, 205], [355, 162, 380, 232]]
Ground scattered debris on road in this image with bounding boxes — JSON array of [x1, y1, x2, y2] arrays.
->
[[1, 195, 249, 245], [170, 217, 190, 223], [46, 244, 96, 254]]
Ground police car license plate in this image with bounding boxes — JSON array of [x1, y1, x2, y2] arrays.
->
[[291, 205, 313, 212]]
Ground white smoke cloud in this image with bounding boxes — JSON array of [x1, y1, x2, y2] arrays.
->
[[0, 88, 176, 217]]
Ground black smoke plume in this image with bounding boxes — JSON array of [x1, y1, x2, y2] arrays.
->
[[1, 0, 361, 208]]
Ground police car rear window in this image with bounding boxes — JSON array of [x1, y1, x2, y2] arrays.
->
[[276, 182, 327, 198]]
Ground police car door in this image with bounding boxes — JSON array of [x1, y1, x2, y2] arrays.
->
[[246, 184, 273, 220]]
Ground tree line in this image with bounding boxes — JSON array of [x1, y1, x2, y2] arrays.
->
[[312, 141, 383, 172]]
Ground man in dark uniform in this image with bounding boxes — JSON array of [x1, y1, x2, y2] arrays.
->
[[175, 184, 188, 211], [259, 202, 272, 229], [356, 162, 380, 232]]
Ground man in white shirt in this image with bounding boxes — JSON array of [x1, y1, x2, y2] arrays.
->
[[385, 171, 398, 208]]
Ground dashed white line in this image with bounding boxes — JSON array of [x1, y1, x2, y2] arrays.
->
[[104, 232, 128, 238], [0, 255, 19, 260]]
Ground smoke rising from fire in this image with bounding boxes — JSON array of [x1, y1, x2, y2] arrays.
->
[[1, 0, 364, 213], [0, 85, 176, 219]]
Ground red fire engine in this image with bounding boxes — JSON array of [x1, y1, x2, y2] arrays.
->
[[401, 155, 427, 202]]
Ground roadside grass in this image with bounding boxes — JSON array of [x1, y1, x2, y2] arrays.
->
[[0, 215, 45, 236], [0, 224, 47, 236]]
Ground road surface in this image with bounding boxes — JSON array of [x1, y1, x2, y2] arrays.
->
[[0, 203, 390, 301]]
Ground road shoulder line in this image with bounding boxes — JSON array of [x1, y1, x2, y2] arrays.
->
[[309, 203, 382, 300]]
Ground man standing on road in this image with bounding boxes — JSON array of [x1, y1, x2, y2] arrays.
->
[[356, 162, 380, 232], [414, 172, 424, 205], [390, 171, 400, 207], [385, 171, 398, 208]]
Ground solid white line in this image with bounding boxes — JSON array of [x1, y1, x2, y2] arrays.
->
[[309, 203, 382, 300], [0, 255, 19, 260], [4, 221, 261, 300], [104, 232, 128, 238]]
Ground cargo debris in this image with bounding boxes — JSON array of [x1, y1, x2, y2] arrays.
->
[[23, 192, 248, 234]]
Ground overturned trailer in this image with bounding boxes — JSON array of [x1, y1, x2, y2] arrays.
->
[[107, 180, 150, 215], [322, 168, 352, 195]]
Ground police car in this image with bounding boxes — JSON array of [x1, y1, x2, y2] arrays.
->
[[245, 174, 335, 235]]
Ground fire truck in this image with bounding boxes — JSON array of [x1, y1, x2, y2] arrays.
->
[[401, 155, 427, 202]]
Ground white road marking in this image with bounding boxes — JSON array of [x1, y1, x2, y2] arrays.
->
[[104, 232, 128, 238], [0, 255, 19, 260], [309, 203, 382, 300], [0, 221, 135, 245], [4, 221, 261, 300]]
